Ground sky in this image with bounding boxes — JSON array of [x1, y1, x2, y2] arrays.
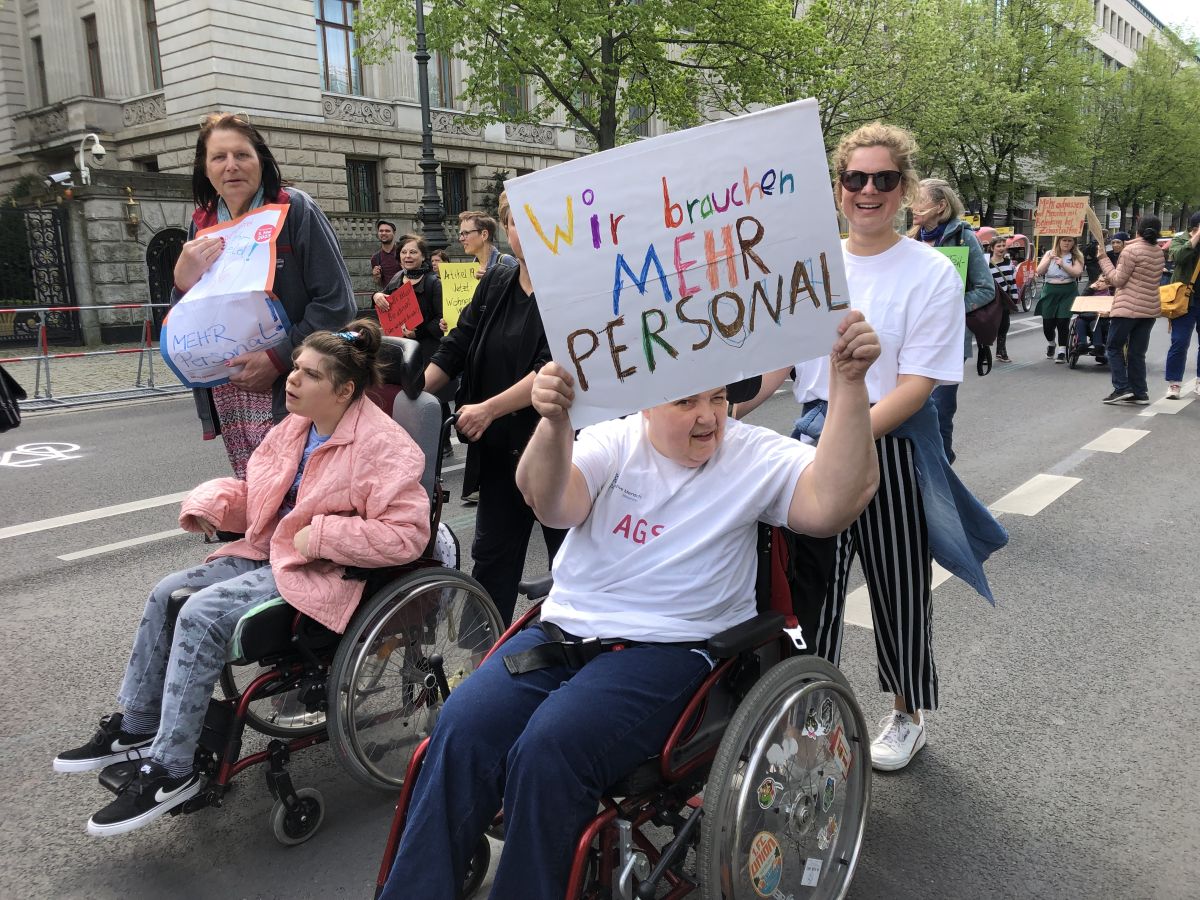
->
[[1143, 0, 1200, 40]]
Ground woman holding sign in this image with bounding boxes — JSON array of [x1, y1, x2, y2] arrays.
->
[[172, 113, 356, 478], [424, 193, 565, 624], [737, 122, 1005, 773], [1035, 235, 1085, 364]]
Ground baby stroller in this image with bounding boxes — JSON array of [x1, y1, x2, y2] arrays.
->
[[1067, 293, 1111, 368]]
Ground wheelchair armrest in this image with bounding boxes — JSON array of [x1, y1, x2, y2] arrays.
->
[[377, 336, 425, 400], [518, 574, 554, 600], [705, 612, 785, 659]]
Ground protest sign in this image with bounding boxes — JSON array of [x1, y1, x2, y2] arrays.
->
[[1034, 197, 1089, 237], [504, 98, 848, 429], [378, 282, 423, 337], [935, 247, 969, 287], [439, 262, 479, 330], [160, 205, 292, 388]]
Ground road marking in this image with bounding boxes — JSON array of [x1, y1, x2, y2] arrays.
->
[[989, 474, 1081, 516], [845, 563, 952, 631], [0, 442, 82, 468], [57, 528, 187, 561], [0, 492, 189, 541], [1138, 379, 1197, 416], [1082, 427, 1149, 453]]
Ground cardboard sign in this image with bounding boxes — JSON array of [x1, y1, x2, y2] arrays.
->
[[1034, 197, 1089, 237], [1071, 295, 1112, 314], [936, 247, 969, 287], [378, 282, 424, 336], [438, 262, 479, 330], [161, 205, 293, 388], [504, 98, 848, 429]]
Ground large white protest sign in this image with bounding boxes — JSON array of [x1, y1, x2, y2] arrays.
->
[[161, 205, 293, 388], [504, 98, 847, 429]]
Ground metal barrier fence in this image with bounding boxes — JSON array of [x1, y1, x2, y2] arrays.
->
[[0, 302, 183, 410]]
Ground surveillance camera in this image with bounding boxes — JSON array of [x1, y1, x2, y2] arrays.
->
[[45, 172, 74, 187], [90, 142, 106, 163]]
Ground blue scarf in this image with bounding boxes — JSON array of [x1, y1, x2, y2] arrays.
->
[[918, 221, 949, 244], [216, 185, 266, 223]]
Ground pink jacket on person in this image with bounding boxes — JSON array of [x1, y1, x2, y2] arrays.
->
[[1098, 239, 1163, 318], [179, 397, 431, 634]]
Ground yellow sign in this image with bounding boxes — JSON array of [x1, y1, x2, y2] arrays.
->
[[995, 226, 1014, 235], [964, 214, 981, 228], [438, 262, 479, 330]]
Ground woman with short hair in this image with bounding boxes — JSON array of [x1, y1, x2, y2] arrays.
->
[[457, 210, 517, 279]]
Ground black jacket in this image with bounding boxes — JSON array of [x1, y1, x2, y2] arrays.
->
[[429, 264, 551, 494]]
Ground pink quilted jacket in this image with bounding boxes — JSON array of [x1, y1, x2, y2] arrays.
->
[[1098, 239, 1163, 318], [179, 397, 431, 633]]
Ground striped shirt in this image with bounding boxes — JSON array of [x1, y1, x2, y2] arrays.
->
[[990, 259, 1017, 304]]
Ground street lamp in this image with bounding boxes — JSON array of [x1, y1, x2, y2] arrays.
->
[[77, 132, 106, 186], [413, 1, 448, 251]]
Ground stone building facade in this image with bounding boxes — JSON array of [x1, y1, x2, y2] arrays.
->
[[0, 0, 592, 345]]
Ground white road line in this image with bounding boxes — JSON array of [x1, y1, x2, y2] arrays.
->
[[57, 528, 187, 561], [0, 492, 190, 541], [1082, 427, 1150, 454], [1138, 379, 1197, 416], [845, 563, 952, 632], [989, 474, 1081, 516]]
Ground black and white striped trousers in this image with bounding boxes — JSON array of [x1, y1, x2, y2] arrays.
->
[[788, 434, 938, 713]]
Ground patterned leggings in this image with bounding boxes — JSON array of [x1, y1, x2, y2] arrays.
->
[[116, 556, 277, 771]]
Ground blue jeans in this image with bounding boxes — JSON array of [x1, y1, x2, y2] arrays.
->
[[1165, 305, 1200, 383], [379, 624, 712, 900], [930, 383, 958, 464], [1106, 317, 1155, 396]]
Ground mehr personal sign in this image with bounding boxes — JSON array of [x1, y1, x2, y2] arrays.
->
[[504, 98, 848, 429], [1034, 196, 1090, 237]]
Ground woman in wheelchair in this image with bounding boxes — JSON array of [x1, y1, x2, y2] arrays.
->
[[53, 319, 432, 836], [379, 313, 881, 900]]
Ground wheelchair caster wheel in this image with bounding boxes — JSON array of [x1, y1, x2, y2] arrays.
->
[[270, 787, 325, 846], [461, 836, 491, 899]]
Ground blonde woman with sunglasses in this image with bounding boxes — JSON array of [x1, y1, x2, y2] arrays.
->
[[737, 122, 1006, 773]]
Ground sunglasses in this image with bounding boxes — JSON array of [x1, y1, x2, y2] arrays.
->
[[457, 228, 481, 240], [838, 170, 903, 193]]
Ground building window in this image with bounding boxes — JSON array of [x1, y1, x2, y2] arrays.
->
[[430, 52, 455, 109], [144, 0, 163, 90], [441, 166, 469, 217], [500, 78, 529, 118], [83, 15, 105, 98], [346, 159, 379, 213], [31, 37, 49, 107], [314, 0, 363, 95]]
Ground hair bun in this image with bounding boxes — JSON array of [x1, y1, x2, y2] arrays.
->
[[346, 317, 383, 358]]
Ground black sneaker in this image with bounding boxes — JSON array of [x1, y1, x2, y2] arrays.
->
[[87, 761, 200, 837], [1102, 389, 1135, 405], [54, 713, 155, 773], [1046, 343, 1055, 359], [1055, 351, 1066, 364], [1130, 395, 1151, 405]]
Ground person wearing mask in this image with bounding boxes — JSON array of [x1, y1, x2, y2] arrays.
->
[[1035, 235, 1085, 364], [423, 193, 565, 624], [457, 210, 517, 280], [1085, 210, 1163, 405], [172, 113, 356, 478], [979, 228, 1017, 362], [371, 220, 402, 289], [909, 179, 994, 464], [1163, 212, 1200, 399], [738, 122, 1006, 773]]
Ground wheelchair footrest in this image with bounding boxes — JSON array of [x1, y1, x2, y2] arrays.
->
[[98, 760, 141, 795]]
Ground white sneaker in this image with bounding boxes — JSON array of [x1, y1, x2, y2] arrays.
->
[[1166, 383, 1181, 400], [870, 711, 926, 771]]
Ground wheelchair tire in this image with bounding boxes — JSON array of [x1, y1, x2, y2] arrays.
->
[[270, 787, 325, 846], [327, 567, 504, 791], [698, 656, 870, 900], [1067, 327, 1081, 369], [462, 836, 491, 899], [219, 664, 326, 739]]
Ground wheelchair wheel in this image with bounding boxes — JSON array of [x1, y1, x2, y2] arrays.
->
[[220, 664, 326, 739], [328, 567, 504, 791], [698, 656, 870, 900], [270, 787, 325, 846], [1067, 323, 1081, 369], [462, 836, 492, 899]]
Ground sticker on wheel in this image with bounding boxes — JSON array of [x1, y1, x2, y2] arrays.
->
[[748, 831, 784, 897], [828, 724, 852, 777], [757, 777, 782, 809], [821, 775, 836, 811], [818, 697, 835, 730], [817, 815, 839, 851], [802, 857, 824, 887]]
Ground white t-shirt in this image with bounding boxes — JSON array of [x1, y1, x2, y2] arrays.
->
[[793, 237, 965, 404], [541, 416, 816, 642]]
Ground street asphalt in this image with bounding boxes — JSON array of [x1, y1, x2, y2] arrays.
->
[[1, 310, 1197, 899]]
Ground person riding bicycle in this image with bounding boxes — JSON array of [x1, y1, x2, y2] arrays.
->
[[378, 311, 882, 900], [53, 320, 432, 836]]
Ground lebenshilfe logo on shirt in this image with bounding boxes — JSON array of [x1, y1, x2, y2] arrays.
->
[[607, 472, 642, 502]]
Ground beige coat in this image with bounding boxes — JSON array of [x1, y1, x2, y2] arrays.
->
[[1097, 239, 1163, 318]]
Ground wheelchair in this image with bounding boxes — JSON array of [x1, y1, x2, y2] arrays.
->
[[1066, 297, 1110, 369], [97, 337, 505, 845], [375, 525, 872, 899]]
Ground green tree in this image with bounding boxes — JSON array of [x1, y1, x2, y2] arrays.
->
[[355, 0, 826, 151], [914, 0, 1097, 224]]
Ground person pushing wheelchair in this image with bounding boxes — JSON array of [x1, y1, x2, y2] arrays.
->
[[380, 310, 882, 900]]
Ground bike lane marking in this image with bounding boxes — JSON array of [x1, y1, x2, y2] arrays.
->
[[57, 528, 188, 561], [988, 474, 1081, 516], [0, 492, 189, 541], [1081, 427, 1150, 453]]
